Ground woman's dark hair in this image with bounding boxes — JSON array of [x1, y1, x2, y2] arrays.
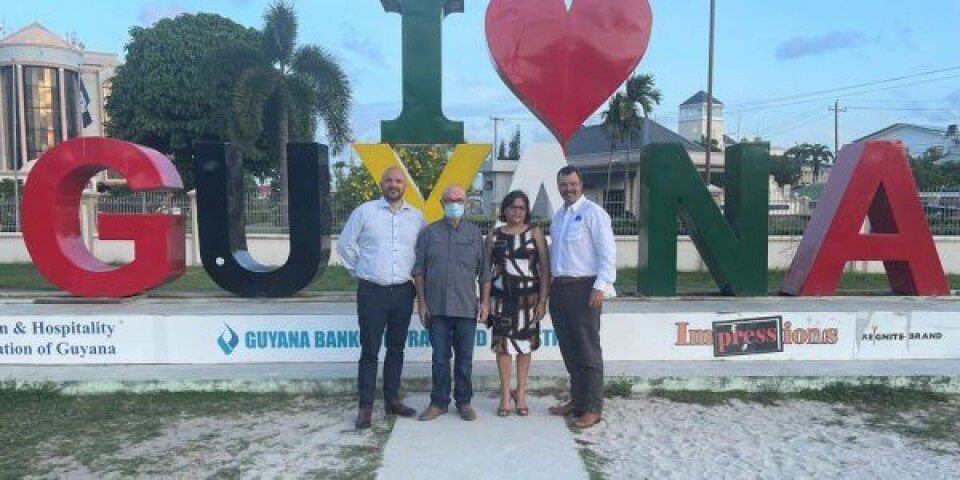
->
[[498, 190, 531, 223]]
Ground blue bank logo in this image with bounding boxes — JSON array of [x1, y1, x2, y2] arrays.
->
[[217, 324, 240, 355]]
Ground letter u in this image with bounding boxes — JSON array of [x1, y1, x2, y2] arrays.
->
[[193, 142, 331, 297]]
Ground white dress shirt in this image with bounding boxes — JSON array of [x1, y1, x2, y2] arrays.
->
[[337, 197, 426, 286], [550, 195, 617, 291]]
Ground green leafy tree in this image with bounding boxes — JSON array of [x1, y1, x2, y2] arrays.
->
[[231, 1, 352, 210], [333, 145, 453, 215], [599, 74, 661, 212], [770, 154, 801, 188], [106, 14, 263, 189], [785, 143, 834, 184], [600, 92, 635, 202], [697, 135, 722, 152], [507, 127, 522, 160], [497, 141, 507, 160]]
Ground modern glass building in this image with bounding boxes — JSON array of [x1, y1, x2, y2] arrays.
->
[[0, 22, 118, 180]]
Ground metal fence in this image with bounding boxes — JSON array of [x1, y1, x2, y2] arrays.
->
[[1, 190, 959, 236]]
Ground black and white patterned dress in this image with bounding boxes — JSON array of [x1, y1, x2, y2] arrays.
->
[[489, 226, 542, 354]]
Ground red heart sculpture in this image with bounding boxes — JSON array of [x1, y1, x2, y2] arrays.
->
[[486, 0, 653, 148]]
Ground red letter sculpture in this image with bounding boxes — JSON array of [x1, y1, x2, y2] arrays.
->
[[21, 137, 186, 297], [781, 141, 949, 296]]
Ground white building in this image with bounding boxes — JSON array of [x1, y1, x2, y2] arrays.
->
[[0, 22, 118, 181], [678, 90, 724, 146], [852, 123, 959, 159]]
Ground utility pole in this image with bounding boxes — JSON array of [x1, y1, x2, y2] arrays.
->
[[704, 0, 716, 186], [490, 116, 503, 162], [829, 99, 846, 159]]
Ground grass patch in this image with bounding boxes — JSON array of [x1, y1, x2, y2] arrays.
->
[[616, 268, 960, 296], [795, 383, 960, 448], [0, 389, 350, 477], [0, 263, 957, 295], [649, 388, 784, 406], [603, 379, 634, 398], [574, 439, 610, 480]]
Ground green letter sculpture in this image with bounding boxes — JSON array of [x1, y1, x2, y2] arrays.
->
[[381, 0, 464, 144], [637, 143, 769, 296]]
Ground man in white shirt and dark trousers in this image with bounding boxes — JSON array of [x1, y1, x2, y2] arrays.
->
[[337, 166, 426, 429], [548, 165, 616, 429]]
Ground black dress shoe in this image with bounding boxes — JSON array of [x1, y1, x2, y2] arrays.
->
[[354, 408, 372, 429], [385, 401, 417, 417]]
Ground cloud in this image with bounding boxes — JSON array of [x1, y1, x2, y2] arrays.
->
[[138, 4, 186, 25], [341, 25, 386, 65], [775, 31, 865, 60]]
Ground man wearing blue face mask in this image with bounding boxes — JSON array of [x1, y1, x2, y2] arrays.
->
[[413, 185, 491, 422]]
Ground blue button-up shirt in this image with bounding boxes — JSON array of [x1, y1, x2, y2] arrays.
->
[[337, 198, 426, 285]]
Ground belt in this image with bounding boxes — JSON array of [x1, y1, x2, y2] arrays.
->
[[553, 276, 596, 285], [359, 279, 413, 289]]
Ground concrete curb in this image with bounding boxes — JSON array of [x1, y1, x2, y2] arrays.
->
[[5, 374, 960, 395]]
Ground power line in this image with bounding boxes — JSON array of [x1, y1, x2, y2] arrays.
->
[[727, 72, 960, 114], [729, 64, 960, 110]]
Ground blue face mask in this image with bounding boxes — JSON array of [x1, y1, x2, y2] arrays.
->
[[444, 202, 465, 219]]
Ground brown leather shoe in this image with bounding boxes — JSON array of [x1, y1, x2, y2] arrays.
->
[[385, 401, 417, 417], [573, 412, 603, 429], [418, 405, 447, 421], [548, 401, 578, 416], [458, 404, 477, 421], [354, 408, 372, 429]]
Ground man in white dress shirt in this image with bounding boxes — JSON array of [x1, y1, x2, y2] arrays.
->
[[337, 166, 426, 429], [547, 165, 616, 429]]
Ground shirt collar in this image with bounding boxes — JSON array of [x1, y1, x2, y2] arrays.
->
[[378, 197, 409, 211], [564, 195, 587, 214]]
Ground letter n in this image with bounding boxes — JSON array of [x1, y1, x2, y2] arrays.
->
[[193, 142, 330, 297], [781, 141, 948, 295], [21, 138, 186, 297], [637, 143, 768, 296]]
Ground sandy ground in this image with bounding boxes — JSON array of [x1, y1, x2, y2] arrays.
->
[[23, 394, 960, 479], [30, 396, 387, 479], [576, 396, 960, 479]]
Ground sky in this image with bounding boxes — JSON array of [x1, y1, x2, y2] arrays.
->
[[3, 0, 959, 160]]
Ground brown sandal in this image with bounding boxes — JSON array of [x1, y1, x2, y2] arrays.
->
[[511, 391, 529, 416], [498, 399, 511, 417]]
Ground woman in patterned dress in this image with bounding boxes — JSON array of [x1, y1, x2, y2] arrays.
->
[[485, 190, 550, 417]]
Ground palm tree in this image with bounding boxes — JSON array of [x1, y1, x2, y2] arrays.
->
[[785, 143, 834, 184], [231, 1, 352, 216], [600, 92, 638, 215], [624, 74, 661, 210]]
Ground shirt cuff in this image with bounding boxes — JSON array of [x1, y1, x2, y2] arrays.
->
[[592, 279, 608, 291]]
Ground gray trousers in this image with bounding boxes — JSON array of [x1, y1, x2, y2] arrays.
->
[[549, 277, 603, 415]]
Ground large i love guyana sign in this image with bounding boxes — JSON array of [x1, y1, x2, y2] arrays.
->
[[19, 0, 950, 298]]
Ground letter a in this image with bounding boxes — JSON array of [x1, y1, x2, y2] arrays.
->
[[781, 141, 949, 295]]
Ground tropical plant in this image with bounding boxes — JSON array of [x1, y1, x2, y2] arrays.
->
[[785, 143, 834, 184], [770, 154, 801, 188], [105, 14, 262, 189], [600, 74, 661, 213], [600, 92, 635, 206], [231, 1, 352, 212]]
